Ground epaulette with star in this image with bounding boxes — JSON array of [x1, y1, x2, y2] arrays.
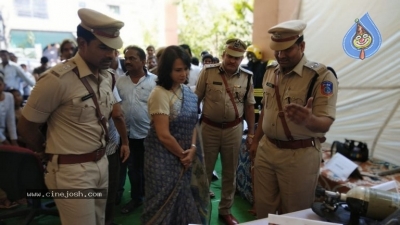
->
[[204, 63, 220, 69], [304, 61, 328, 76], [39, 60, 77, 79]]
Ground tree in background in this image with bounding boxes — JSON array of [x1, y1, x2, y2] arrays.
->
[[142, 22, 160, 49], [177, 0, 253, 59]]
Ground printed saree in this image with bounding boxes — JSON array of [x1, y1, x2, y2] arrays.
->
[[142, 85, 210, 225]]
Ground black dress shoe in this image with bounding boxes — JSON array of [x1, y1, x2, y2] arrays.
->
[[121, 200, 142, 214], [209, 191, 215, 198], [212, 170, 219, 181]]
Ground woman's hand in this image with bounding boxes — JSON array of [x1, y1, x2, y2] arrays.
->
[[249, 141, 258, 160], [246, 135, 253, 149], [180, 148, 196, 169]]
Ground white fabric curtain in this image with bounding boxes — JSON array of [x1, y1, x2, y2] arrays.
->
[[298, 0, 400, 165]]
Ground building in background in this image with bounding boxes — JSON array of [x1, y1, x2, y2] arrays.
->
[[0, 0, 178, 68]]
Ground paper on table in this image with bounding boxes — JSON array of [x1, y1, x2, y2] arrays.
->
[[324, 153, 358, 181], [371, 180, 398, 192], [268, 214, 342, 225]]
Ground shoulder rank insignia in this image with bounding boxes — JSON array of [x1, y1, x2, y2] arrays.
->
[[204, 63, 220, 69], [50, 70, 60, 77], [107, 68, 116, 76], [304, 61, 328, 76], [36, 69, 61, 81], [53, 60, 77, 77]]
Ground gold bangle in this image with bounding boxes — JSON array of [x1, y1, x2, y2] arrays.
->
[[247, 134, 254, 138]]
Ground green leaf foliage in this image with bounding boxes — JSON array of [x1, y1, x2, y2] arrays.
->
[[177, 0, 253, 59]]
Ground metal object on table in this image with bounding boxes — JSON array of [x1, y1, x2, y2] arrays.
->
[[312, 186, 400, 225]]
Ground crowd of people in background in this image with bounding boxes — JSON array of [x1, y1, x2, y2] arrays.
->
[[0, 8, 221, 222], [0, 7, 338, 225], [0, 40, 221, 146]]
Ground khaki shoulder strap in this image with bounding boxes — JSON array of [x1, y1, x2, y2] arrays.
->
[[221, 74, 239, 119], [274, 71, 293, 141], [73, 68, 109, 145]]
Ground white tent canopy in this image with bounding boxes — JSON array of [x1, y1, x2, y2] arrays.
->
[[298, 0, 400, 165]]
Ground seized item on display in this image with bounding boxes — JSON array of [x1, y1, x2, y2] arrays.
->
[[312, 186, 400, 225], [331, 139, 369, 162], [377, 167, 400, 176]]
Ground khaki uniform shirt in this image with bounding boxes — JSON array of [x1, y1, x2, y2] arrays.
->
[[195, 64, 256, 123], [261, 56, 338, 140], [22, 53, 116, 154]]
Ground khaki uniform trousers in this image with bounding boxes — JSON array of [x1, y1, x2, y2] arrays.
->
[[45, 155, 109, 225], [201, 122, 243, 215], [254, 136, 321, 218]]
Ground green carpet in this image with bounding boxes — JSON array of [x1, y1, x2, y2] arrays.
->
[[0, 155, 257, 224]]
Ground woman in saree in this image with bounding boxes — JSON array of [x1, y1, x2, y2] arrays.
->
[[141, 45, 210, 225]]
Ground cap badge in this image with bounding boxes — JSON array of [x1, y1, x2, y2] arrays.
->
[[233, 40, 241, 49], [273, 33, 281, 38]]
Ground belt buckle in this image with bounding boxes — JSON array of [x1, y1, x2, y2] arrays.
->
[[221, 122, 227, 129], [94, 149, 100, 161], [275, 139, 282, 148]]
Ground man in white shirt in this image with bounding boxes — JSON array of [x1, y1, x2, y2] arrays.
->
[[0, 50, 35, 91], [116, 45, 157, 214], [20, 63, 36, 99]]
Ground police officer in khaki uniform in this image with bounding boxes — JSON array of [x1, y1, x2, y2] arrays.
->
[[18, 8, 124, 225], [249, 20, 338, 218], [196, 38, 256, 225]]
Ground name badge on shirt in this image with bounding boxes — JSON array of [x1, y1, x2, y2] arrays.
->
[[213, 81, 222, 85], [81, 93, 94, 101], [266, 82, 275, 88]]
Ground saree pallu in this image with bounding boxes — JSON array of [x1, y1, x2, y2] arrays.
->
[[142, 85, 210, 225]]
